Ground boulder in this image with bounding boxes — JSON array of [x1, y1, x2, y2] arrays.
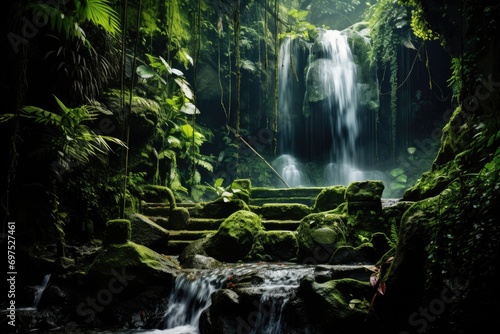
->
[[86, 241, 180, 295], [205, 210, 264, 262], [249, 230, 299, 261], [313, 185, 346, 212], [181, 254, 223, 270], [296, 212, 347, 264], [129, 213, 170, 253], [103, 219, 131, 245], [285, 277, 377, 333], [344, 180, 388, 242]]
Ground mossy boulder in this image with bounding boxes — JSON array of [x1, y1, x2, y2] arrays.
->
[[249, 230, 299, 261], [289, 277, 375, 332], [168, 207, 190, 229], [296, 212, 347, 263], [329, 232, 391, 265], [104, 219, 131, 245], [205, 210, 264, 262], [129, 213, 169, 253], [261, 203, 312, 220], [140, 185, 177, 206], [86, 241, 180, 295], [345, 180, 385, 203], [313, 185, 346, 212], [344, 181, 387, 241]]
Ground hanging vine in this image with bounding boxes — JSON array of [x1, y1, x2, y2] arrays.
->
[[273, 0, 279, 156], [368, 0, 409, 163]]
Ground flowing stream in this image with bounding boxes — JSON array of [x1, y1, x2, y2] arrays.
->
[[157, 263, 315, 334]]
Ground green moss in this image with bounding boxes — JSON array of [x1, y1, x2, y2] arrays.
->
[[261, 203, 312, 220], [205, 210, 264, 262], [297, 212, 347, 263], [250, 230, 298, 261], [87, 241, 180, 291], [345, 180, 384, 202], [104, 219, 131, 245], [314, 185, 346, 212]]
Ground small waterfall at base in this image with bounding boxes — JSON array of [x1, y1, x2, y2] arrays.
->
[[161, 271, 227, 333], [156, 263, 314, 334], [248, 265, 314, 334], [31, 273, 51, 309]]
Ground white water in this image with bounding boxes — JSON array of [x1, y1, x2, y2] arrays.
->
[[157, 263, 314, 334], [248, 265, 314, 334], [161, 271, 227, 332], [31, 273, 51, 309], [277, 30, 379, 186]]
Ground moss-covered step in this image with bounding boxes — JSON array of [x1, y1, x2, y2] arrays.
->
[[262, 220, 301, 230], [250, 187, 324, 206], [260, 203, 312, 220], [168, 230, 216, 240], [141, 202, 195, 217], [165, 240, 192, 254]]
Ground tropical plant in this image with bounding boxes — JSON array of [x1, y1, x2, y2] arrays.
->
[[134, 53, 214, 192], [28, 0, 121, 43], [0, 96, 126, 256]]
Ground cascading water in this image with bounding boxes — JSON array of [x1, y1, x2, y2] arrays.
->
[[160, 271, 227, 333], [31, 273, 51, 309], [277, 29, 376, 186], [156, 263, 314, 334], [312, 29, 359, 167], [248, 264, 314, 334]]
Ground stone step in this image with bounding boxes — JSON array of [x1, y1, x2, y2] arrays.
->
[[167, 229, 299, 255], [249, 187, 323, 207], [262, 220, 301, 230], [165, 240, 192, 254], [168, 230, 216, 240]]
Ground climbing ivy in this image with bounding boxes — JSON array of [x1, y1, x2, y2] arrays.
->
[[399, 0, 439, 41]]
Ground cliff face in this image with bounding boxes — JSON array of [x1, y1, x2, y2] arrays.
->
[[379, 2, 500, 333]]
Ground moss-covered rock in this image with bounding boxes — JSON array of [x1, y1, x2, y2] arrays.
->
[[129, 213, 169, 253], [342, 181, 388, 242], [168, 207, 190, 229], [140, 185, 177, 207], [205, 210, 264, 262], [249, 230, 298, 261], [104, 219, 131, 245], [261, 203, 312, 220], [86, 241, 180, 294], [313, 185, 346, 212], [345, 180, 385, 202], [296, 212, 347, 263], [288, 277, 376, 332], [329, 242, 381, 265]]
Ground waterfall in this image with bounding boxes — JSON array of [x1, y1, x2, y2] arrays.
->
[[248, 265, 314, 334], [157, 263, 314, 334], [277, 29, 378, 186], [315, 29, 358, 165], [161, 271, 227, 333], [31, 274, 51, 309]]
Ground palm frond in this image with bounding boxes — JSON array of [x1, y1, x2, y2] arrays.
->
[[76, 0, 121, 35]]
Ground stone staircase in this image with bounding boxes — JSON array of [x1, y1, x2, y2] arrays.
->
[[140, 187, 324, 255]]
